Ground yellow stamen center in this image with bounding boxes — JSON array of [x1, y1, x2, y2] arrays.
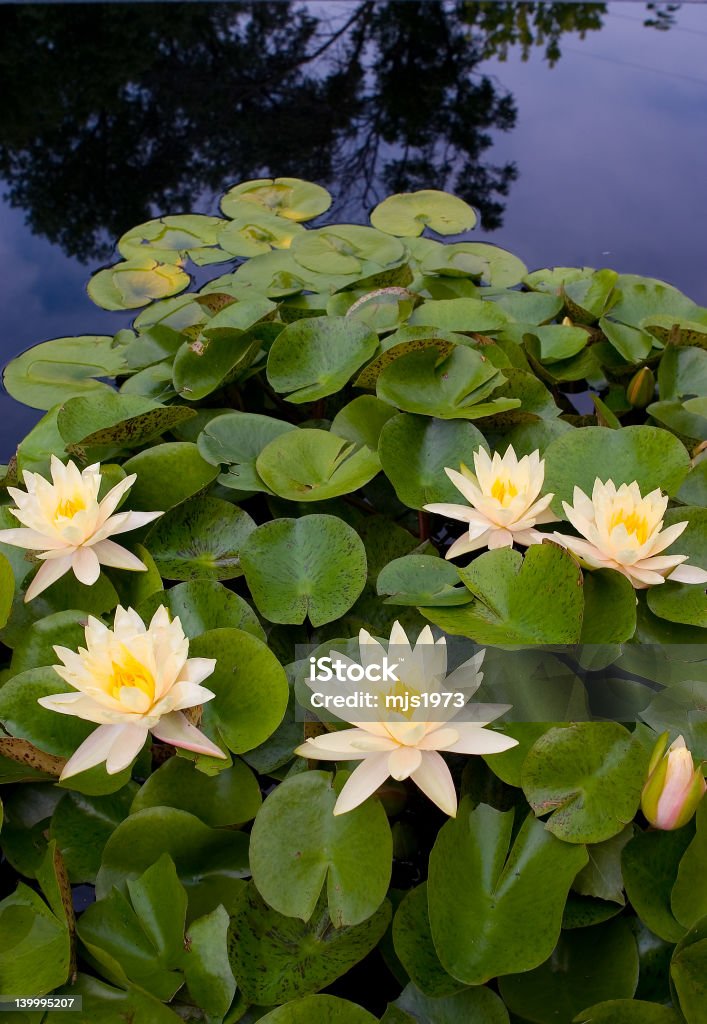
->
[[609, 509, 650, 545], [490, 478, 518, 507], [109, 650, 155, 703], [55, 496, 85, 519]]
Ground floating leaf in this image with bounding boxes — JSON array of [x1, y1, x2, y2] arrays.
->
[[409, 297, 508, 332], [250, 771, 392, 927], [221, 177, 332, 222], [563, 269, 618, 322], [0, 881, 70, 995], [291, 225, 405, 275], [428, 802, 588, 984], [131, 756, 261, 826], [0, 552, 14, 630], [370, 190, 476, 237], [526, 324, 590, 363], [3, 336, 124, 410], [258, 996, 378, 1024], [544, 426, 690, 513], [117, 214, 227, 264], [228, 883, 391, 1004], [267, 316, 378, 403], [420, 544, 584, 644], [498, 918, 639, 1024], [256, 429, 380, 501], [377, 346, 514, 420], [57, 392, 196, 455], [521, 723, 649, 843], [122, 441, 219, 510], [50, 787, 135, 884], [392, 884, 465, 997], [197, 411, 296, 494], [574, 1002, 682, 1024], [88, 258, 190, 311], [392, 982, 510, 1024], [379, 413, 487, 508], [145, 495, 255, 580], [608, 275, 701, 330], [240, 515, 367, 626], [377, 555, 471, 607], [218, 210, 304, 257], [190, 628, 288, 753], [330, 397, 398, 450], [137, 579, 263, 640], [622, 824, 694, 942], [421, 241, 527, 288]]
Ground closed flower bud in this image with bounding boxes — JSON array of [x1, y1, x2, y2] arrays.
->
[[641, 733, 706, 831], [626, 366, 655, 408]]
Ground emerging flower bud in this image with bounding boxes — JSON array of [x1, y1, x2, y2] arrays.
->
[[626, 366, 656, 408], [641, 733, 706, 831]]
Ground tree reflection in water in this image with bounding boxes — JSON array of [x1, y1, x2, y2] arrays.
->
[[0, 2, 611, 262]]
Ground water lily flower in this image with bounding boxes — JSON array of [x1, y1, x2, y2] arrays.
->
[[38, 605, 226, 780], [424, 445, 559, 558], [641, 733, 706, 830], [552, 478, 707, 589], [0, 456, 162, 601], [296, 622, 517, 817]]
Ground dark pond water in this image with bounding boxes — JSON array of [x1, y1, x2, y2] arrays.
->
[[1, 1, 706, 455]]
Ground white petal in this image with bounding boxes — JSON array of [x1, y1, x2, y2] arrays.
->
[[0, 528, 65, 550], [37, 691, 126, 725], [301, 729, 397, 757], [333, 753, 391, 815], [487, 528, 514, 549], [669, 563, 707, 585], [72, 546, 101, 586], [443, 724, 519, 755], [410, 750, 457, 817], [105, 724, 150, 774], [152, 681, 216, 715], [24, 555, 74, 602], [388, 746, 423, 780], [59, 723, 145, 780], [423, 503, 481, 523], [100, 509, 163, 537], [90, 539, 147, 571], [150, 711, 227, 758], [97, 474, 137, 520], [445, 529, 492, 560], [177, 657, 217, 686]]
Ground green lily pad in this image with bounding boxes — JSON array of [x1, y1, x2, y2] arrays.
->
[[218, 210, 304, 257], [57, 392, 196, 456], [377, 555, 471, 607], [241, 514, 367, 626], [250, 771, 392, 927], [422, 242, 527, 288], [122, 441, 219, 510], [370, 190, 476, 237], [392, 983, 510, 1024], [521, 722, 649, 843], [267, 316, 378, 403], [574, 1002, 682, 1024], [256, 429, 380, 501], [0, 552, 14, 630], [137, 579, 264, 640], [563, 269, 618, 322], [421, 544, 585, 644], [377, 346, 513, 420], [608, 275, 701, 329], [197, 412, 296, 493], [87, 258, 190, 311], [622, 824, 694, 943], [527, 324, 590, 363], [3, 336, 124, 410], [428, 801, 588, 985], [393, 884, 465, 997], [0, 881, 70, 996], [379, 413, 486, 509], [220, 177, 332, 222], [409, 296, 508, 332], [543, 425, 690, 513], [498, 918, 639, 1024], [291, 225, 405, 275], [145, 495, 256, 580], [49, 787, 136, 884], [580, 569, 637, 643], [95, 807, 249, 920], [131, 756, 262, 826], [228, 883, 391, 1004], [642, 313, 707, 349], [330, 397, 398, 451], [524, 267, 595, 293], [117, 214, 227, 264], [600, 318, 654, 363], [330, 287, 421, 333]]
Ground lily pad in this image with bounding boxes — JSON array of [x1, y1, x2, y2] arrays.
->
[[131, 756, 261, 826], [409, 296, 508, 333], [377, 555, 471, 607], [197, 412, 296, 493], [221, 177, 332, 222], [3, 336, 124, 410], [543, 425, 690, 513], [240, 515, 367, 626], [218, 210, 304, 257], [250, 771, 392, 926], [256, 429, 380, 501], [57, 392, 196, 455], [137, 579, 264, 640], [370, 190, 476, 237], [122, 441, 219, 510], [330, 397, 398, 451], [291, 225, 405, 275], [267, 316, 378, 403], [521, 722, 649, 843], [421, 242, 527, 288], [87, 258, 190, 311], [117, 214, 227, 264], [144, 495, 255, 580]]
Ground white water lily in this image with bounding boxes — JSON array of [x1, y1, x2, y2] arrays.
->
[[0, 456, 162, 601], [39, 605, 226, 780], [424, 445, 559, 558], [296, 622, 517, 817], [553, 478, 707, 589]]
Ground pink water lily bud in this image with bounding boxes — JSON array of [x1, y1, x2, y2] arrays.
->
[[641, 733, 706, 831]]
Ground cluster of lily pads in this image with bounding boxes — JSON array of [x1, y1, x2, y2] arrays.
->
[[0, 180, 705, 1024]]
